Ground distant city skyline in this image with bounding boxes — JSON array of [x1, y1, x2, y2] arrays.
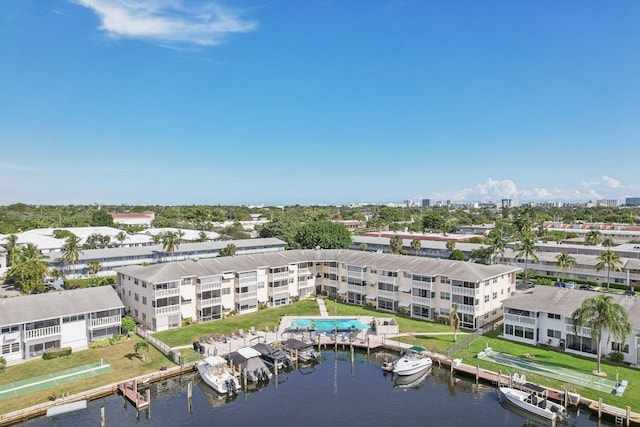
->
[[2, 1, 639, 206]]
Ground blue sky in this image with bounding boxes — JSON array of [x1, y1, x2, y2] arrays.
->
[[1, 1, 639, 206]]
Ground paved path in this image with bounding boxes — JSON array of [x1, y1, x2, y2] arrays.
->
[[316, 297, 328, 317]]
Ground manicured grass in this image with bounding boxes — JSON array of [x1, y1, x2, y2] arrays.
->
[[394, 334, 464, 354], [0, 335, 174, 415], [454, 331, 640, 409], [153, 299, 321, 347]]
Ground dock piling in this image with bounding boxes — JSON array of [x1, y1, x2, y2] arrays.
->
[[100, 406, 105, 427]]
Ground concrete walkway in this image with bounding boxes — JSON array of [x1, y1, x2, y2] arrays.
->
[[316, 297, 328, 317]]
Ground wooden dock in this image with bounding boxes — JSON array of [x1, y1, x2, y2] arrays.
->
[[588, 400, 640, 426], [118, 379, 150, 410]]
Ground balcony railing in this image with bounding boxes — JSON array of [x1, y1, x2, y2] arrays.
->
[[411, 296, 433, 306], [24, 325, 60, 340], [237, 291, 258, 301], [347, 270, 364, 279], [451, 286, 479, 296], [197, 282, 221, 292], [90, 315, 121, 329], [155, 305, 180, 316], [298, 268, 311, 275], [504, 313, 536, 326], [378, 275, 396, 284], [197, 297, 222, 309], [298, 280, 313, 289], [155, 288, 180, 298], [566, 324, 592, 338], [271, 271, 289, 281], [457, 304, 480, 314], [378, 289, 398, 300], [412, 280, 432, 290], [347, 284, 367, 293]]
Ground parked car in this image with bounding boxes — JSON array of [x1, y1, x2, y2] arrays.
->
[[624, 289, 635, 297], [579, 284, 591, 291], [565, 281, 576, 289]]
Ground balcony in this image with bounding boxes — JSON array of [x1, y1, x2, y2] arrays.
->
[[411, 296, 433, 306], [197, 281, 221, 292], [504, 313, 536, 326], [271, 271, 289, 281], [457, 305, 480, 314], [236, 291, 258, 301], [90, 315, 121, 329], [566, 324, 592, 338], [412, 280, 432, 291], [452, 286, 479, 296], [197, 297, 222, 309], [155, 305, 180, 316], [155, 288, 180, 298], [347, 270, 364, 279], [24, 325, 60, 340], [378, 275, 396, 284], [347, 284, 367, 293], [378, 289, 398, 300], [298, 280, 313, 289], [298, 268, 311, 276]]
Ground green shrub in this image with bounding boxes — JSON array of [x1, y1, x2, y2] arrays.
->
[[109, 334, 127, 345], [0, 356, 6, 370], [90, 338, 112, 348], [609, 351, 624, 363], [43, 347, 72, 360]]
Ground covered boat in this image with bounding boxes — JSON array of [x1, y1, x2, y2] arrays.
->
[[392, 346, 432, 376], [251, 343, 293, 370], [281, 339, 320, 364], [227, 347, 273, 382], [197, 356, 240, 394]]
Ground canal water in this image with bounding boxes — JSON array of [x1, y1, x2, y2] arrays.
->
[[18, 351, 615, 427]]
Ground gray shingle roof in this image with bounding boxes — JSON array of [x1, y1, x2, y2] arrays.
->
[[116, 249, 518, 284], [0, 286, 124, 326]]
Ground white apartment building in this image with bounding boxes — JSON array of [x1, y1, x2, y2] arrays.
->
[[502, 286, 640, 366], [0, 286, 123, 364], [116, 249, 518, 332]]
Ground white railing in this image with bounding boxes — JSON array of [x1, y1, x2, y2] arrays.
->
[[298, 268, 311, 275], [378, 275, 396, 284], [239, 276, 256, 285], [412, 280, 432, 290], [378, 290, 398, 300], [90, 315, 121, 329], [237, 291, 258, 300], [155, 288, 180, 298], [457, 304, 480, 314], [197, 282, 221, 292], [504, 313, 536, 326], [272, 271, 289, 281], [24, 325, 60, 340], [566, 324, 592, 338], [155, 305, 180, 316], [451, 286, 479, 296], [347, 270, 364, 279], [347, 284, 367, 293], [411, 296, 433, 306], [197, 297, 222, 309]]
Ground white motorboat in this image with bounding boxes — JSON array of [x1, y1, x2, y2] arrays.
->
[[197, 356, 240, 394], [392, 346, 432, 376], [499, 385, 567, 422]]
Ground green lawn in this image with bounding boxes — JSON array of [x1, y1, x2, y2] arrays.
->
[[153, 299, 321, 347], [454, 331, 640, 409], [0, 335, 174, 415]]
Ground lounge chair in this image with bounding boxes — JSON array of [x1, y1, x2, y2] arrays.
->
[[238, 328, 245, 338], [249, 326, 257, 335]]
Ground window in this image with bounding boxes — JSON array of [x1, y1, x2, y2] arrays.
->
[[142, 296, 147, 305], [142, 313, 147, 321], [612, 341, 629, 354], [142, 282, 147, 288], [1, 325, 18, 333], [134, 309, 138, 317], [221, 288, 231, 295], [547, 329, 561, 339], [492, 292, 497, 299], [128, 290, 131, 296], [62, 314, 85, 323], [134, 293, 139, 302], [440, 292, 451, 300], [1, 342, 20, 354], [547, 313, 561, 320], [484, 295, 490, 303], [524, 328, 534, 340], [504, 324, 514, 335]]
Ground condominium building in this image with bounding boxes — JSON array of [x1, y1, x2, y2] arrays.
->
[[116, 249, 518, 332], [502, 286, 640, 365], [0, 287, 124, 364]]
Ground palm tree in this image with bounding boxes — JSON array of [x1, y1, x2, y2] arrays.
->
[[445, 240, 456, 252], [596, 249, 622, 290], [359, 243, 368, 252], [449, 303, 461, 342], [5, 234, 18, 266], [151, 233, 162, 245], [88, 260, 102, 277], [197, 231, 208, 242], [220, 243, 237, 257], [177, 229, 185, 243], [115, 231, 128, 246], [585, 230, 602, 246], [555, 252, 576, 282], [572, 294, 631, 373], [162, 231, 179, 261], [62, 234, 82, 278], [515, 233, 539, 280], [389, 235, 403, 254], [134, 341, 150, 362], [602, 238, 615, 247], [411, 238, 421, 256], [19, 243, 45, 262]]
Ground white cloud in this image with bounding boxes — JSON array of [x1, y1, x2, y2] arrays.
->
[[73, 0, 258, 46], [602, 175, 621, 188]]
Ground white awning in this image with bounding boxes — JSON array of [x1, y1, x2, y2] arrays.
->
[[399, 286, 412, 293], [181, 305, 196, 320], [222, 301, 234, 309], [366, 294, 377, 300], [337, 289, 347, 295], [222, 273, 234, 279], [399, 301, 411, 308]]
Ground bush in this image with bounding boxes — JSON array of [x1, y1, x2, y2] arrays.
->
[[90, 338, 111, 349], [43, 347, 72, 360], [609, 351, 625, 363], [109, 334, 127, 345], [0, 356, 6, 370]]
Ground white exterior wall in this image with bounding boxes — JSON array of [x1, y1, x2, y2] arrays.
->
[[1, 328, 23, 363], [60, 321, 88, 349]]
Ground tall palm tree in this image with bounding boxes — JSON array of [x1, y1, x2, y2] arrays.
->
[[162, 231, 179, 261], [411, 238, 421, 256], [572, 294, 631, 373], [555, 252, 576, 282], [596, 249, 622, 290], [221, 243, 237, 257], [19, 243, 45, 262], [602, 238, 615, 247], [197, 231, 208, 242], [585, 230, 602, 246], [152, 233, 162, 245], [5, 234, 18, 266], [177, 229, 185, 243], [88, 260, 102, 277], [515, 233, 539, 280], [62, 234, 82, 278], [445, 240, 456, 252], [449, 302, 461, 342]]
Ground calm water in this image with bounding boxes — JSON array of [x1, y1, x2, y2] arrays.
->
[[19, 351, 614, 427]]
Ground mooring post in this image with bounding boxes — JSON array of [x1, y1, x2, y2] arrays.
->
[[598, 398, 602, 419], [367, 336, 370, 356], [145, 389, 150, 415], [243, 368, 248, 390], [498, 370, 502, 387], [100, 406, 105, 427], [626, 406, 631, 427], [475, 365, 479, 389]]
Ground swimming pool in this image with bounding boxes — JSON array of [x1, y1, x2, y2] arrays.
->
[[290, 318, 371, 332]]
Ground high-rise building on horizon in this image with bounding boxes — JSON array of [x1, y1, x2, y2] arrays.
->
[[421, 198, 430, 207], [626, 197, 640, 207]]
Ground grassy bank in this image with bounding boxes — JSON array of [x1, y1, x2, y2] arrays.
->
[[0, 335, 174, 415]]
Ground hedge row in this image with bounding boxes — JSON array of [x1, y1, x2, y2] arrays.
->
[[43, 347, 72, 360]]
